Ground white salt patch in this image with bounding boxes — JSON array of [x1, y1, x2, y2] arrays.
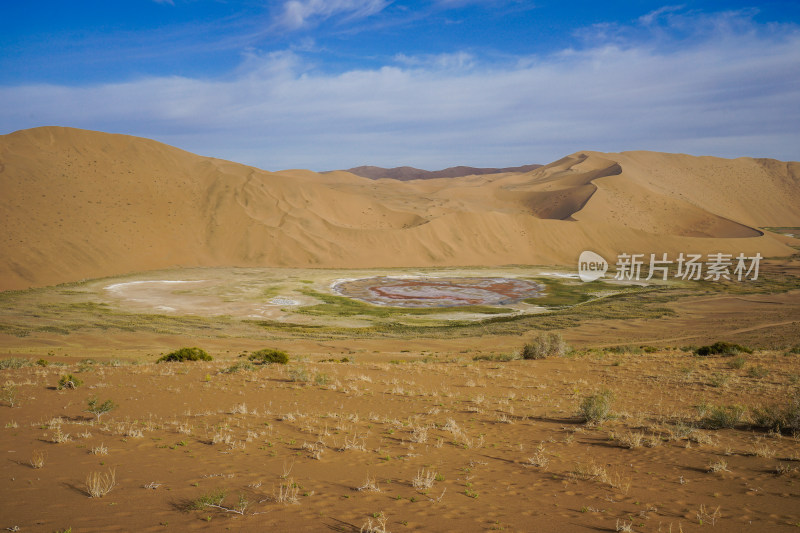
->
[[538, 272, 580, 279], [105, 280, 205, 293], [269, 297, 299, 306]]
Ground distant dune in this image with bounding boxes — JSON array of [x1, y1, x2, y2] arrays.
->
[[1, 126, 798, 290], [343, 163, 543, 180]]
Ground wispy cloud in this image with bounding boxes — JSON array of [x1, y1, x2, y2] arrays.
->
[[1, 9, 798, 170], [638, 5, 685, 25], [275, 0, 390, 30]]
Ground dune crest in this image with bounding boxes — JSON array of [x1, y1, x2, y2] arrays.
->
[[1, 126, 797, 290]]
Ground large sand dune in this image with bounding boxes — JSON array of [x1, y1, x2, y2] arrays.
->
[[1, 126, 798, 290]]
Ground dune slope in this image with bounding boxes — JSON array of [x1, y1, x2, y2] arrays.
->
[[0, 127, 797, 290]]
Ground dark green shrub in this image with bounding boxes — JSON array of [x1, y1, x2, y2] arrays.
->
[[247, 349, 289, 365], [36, 358, 49, 367], [157, 347, 212, 363], [695, 342, 752, 356], [578, 389, 614, 424], [522, 332, 568, 359], [57, 374, 83, 389]]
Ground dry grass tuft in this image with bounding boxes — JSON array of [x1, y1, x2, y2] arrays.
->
[[29, 450, 45, 469], [86, 468, 116, 498], [412, 468, 437, 491]]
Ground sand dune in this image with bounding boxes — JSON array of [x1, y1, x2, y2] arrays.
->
[[1, 126, 797, 290]]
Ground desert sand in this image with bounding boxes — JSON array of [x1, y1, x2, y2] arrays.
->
[[1, 126, 798, 291]]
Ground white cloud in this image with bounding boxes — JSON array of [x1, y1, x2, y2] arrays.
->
[[1, 11, 798, 170], [276, 0, 390, 30], [638, 5, 685, 26], [393, 51, 476, 71]]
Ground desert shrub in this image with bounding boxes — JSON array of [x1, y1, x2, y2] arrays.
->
[[747, 365, 770, 379], [85, 397, 116, 420], [157, 347, 212, 363], [695, 342, 752, 356], [247, 348, 289, 365], [314, 372, 331, 386], [701, 404, 745, 429], [57, 374, 84, 390], [640, 345, 658, 353], [0, 358, 33, 370], [36, 358, 49, 367], [751, 395, 800, 434], [287, 366, 311, 383], [579, 389, 614, 424], [522, 332, 568, 360]]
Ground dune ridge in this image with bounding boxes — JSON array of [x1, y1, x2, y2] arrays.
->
[[1, 126, 797, 291]]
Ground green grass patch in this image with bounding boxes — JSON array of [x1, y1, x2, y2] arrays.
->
[[296, 289, 513, 318], [523, 277, 596, 307], [157, 347, 212, 363]]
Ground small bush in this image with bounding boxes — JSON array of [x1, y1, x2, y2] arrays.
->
[[85, 397, 116, 420], [695, 342, 752, 357], [247, 348, 289, 365], [747, 365, 770, 379], [287, 366, 311, 382], [579, 389, 614, 424], [701, 404, 744, 429], [157, 347, 212, 363], [57, 374, 84, 390], [751, 395, 800, 434], [522, 332, 568, 360], [36, 359, 49, 367]]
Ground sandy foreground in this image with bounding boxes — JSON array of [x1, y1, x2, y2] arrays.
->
[[1, 350, 799, 532]]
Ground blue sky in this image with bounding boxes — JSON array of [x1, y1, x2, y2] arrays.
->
[[1, 1, 799, 170]]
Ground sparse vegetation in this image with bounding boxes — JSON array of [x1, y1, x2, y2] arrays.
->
[[85, 396, 116, 420], [751, 395, 800, 434], [522, 332, 568, 359], [157, 347, 212, 363], [578, 389, 614, 424], [1, 383, 18, 407], [85, 468, 116, 497], [0, 357, 33, 369], [247, 348, 289, 365], [57, 374, 83, 389], [695, 341, 752, 356], [700, 404, 744, 429]]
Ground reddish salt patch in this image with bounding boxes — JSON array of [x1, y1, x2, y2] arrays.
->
[[333, 277, 543, 308]]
